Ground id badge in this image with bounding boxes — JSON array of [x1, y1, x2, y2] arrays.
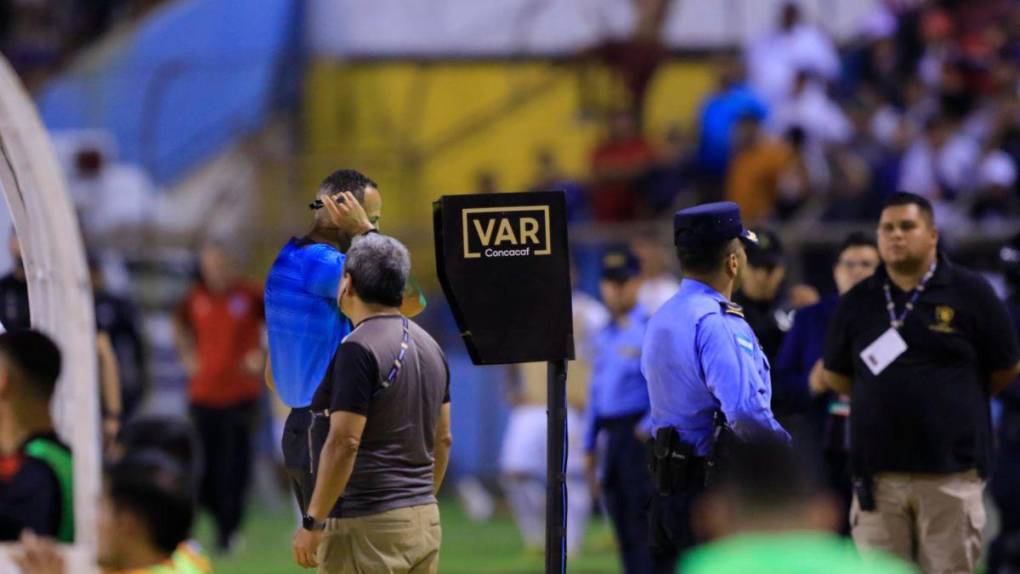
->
[[859, 327, 908, 376]]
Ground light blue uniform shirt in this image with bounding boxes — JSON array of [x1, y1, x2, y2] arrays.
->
[[641, 278, 789, 456], [265, 238, 352, 408], [584, 305, 651, 452]]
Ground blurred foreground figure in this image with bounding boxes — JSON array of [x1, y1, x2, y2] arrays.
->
[[0, 330, 72, 543], [14, 449, 206, 574], [684, 437, 912, 574]]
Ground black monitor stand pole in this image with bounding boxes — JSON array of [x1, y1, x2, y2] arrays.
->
[[545, 359, 568, 574]]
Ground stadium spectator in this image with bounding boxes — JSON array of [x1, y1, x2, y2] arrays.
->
[[65, 140, 156, 238], [292, 234, 451, 573], [770, 70, 852, 149], [589, 109, 655, 221], [0, 233, 30, 331], [695, 59, 768, 190], [774, 232, 880, 535], [583, 248, 654, 574], [174, 241, 264, 553], [0, 330, 72, 543], [970, 145, 1018, 222], [745, 2, 839, 108], [529, 148, 588, 222], [631, 233, 679, 313], [264, 169, 380, 519], [89, 253, 148, 423], [684, 436, 912, 574], [823, 192, 1020, 572], [725, 115, 798, 224]]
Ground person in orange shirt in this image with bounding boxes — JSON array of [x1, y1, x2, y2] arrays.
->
[[725, 115, 804, 224], [174, 241, 264, 554]]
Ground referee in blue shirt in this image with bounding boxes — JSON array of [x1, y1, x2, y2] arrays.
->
[[265, 169, 381, 513], [641, 201, 789, 566], [583, 247, 655, 574]]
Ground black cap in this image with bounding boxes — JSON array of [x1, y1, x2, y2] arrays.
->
[[601, 248, 641, 282], [744, 228, 784, 268], [674, 201, 756, 249]]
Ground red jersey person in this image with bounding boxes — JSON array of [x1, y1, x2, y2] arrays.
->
[[173, 242, 264, 554]]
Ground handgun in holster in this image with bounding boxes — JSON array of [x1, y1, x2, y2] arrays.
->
[[853, 476, 876, 511], [651, 427, 692, 496]]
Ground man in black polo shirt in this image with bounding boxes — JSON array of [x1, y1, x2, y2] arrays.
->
[[823, 192, 1020, 573]]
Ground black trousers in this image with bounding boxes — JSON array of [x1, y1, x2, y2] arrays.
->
[[989, 407, 1020, 573], [598, 415, 665, 574], [281, 407, 327, 514], [190, 400, 256, 550]]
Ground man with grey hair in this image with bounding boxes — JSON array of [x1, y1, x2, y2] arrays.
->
[[292, 234, 452, 574]]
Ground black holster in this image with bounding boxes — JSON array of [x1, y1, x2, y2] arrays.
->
[[649, 427, 698, 496]]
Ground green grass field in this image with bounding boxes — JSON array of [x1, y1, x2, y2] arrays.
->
[[197, 498, 622, 574]]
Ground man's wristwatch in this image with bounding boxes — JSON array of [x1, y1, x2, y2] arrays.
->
[[302, 514, 326, 531]]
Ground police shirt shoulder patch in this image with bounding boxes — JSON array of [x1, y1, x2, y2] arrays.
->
[[735, 334, 756, 356], [721, 301, 745, 318]]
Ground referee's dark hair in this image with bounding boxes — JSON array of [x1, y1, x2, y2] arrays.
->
[[883, 192, 935, 226], [0, 329, 62, 400], [106, 449, 195, 555], [677, 238, 741, 276], [319, 169, 378, 203]]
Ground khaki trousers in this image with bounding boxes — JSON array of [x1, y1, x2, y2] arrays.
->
[[317, 504, 441, 574], [851, 471, 985, 574]]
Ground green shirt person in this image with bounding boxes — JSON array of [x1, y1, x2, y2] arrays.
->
[[684, 532, 914, 574], [684, 435, 914, 574]]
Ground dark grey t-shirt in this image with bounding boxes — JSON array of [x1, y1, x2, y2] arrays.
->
[[311, 314, 449, 518]]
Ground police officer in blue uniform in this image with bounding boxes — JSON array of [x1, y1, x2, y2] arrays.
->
[[582, 247, 657, 574], [641, 201, 790, 566]]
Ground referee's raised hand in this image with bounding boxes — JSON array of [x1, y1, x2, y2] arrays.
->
[[323, 191, 375, 236]]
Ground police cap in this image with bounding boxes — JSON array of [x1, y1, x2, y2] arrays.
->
[[601, 247, 641, 283], [674, 201, 756, 249]]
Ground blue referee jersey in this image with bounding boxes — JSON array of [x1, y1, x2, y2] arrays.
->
[[265, 238, 352, 408]]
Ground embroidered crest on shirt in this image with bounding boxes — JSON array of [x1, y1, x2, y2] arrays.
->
[[929, 305, 956, 333], [721, 301, 745, 318]]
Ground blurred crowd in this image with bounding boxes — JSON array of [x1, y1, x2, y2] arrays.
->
[[0, 0, 166, 90], [521, 0, 1020, 230]]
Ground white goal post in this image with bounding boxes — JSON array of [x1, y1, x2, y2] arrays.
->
[[0, 55, 99, 574]]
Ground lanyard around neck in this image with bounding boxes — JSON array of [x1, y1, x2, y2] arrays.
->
[[883, 259, 937, 329]]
